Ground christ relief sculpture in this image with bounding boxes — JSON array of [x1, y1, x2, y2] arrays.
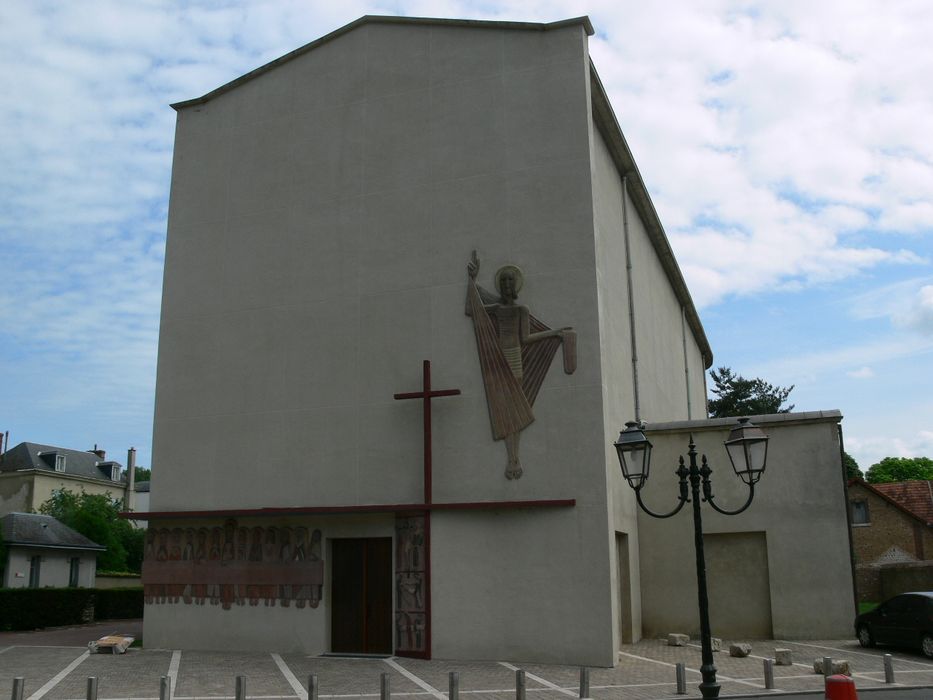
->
[[465, 251, 577, 479]]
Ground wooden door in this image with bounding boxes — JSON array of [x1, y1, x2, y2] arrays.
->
[[331, 538, 393, 654]]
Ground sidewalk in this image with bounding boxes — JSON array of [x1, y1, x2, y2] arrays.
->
[[1, 629, 932, 700]]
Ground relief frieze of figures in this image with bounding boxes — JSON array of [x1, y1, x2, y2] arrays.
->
[[142, 521, 323, 610], [395, 515, 427, 653]]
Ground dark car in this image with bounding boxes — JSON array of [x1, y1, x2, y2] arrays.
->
[[855, 592, 933, 658]]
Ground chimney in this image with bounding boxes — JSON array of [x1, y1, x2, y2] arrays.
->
[[125, 447, 137, 512], [89, 443, 106, 460]]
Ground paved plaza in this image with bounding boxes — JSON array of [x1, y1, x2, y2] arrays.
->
[[2, 623, 932, 700]]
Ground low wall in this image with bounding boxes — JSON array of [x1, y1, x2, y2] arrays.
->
[[856, 561, 933, 602], [96, 575, 142, 589]]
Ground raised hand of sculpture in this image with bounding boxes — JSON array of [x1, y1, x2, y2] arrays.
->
[[465, 251, 576, 479]]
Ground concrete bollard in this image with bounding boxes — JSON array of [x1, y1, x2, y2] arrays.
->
[[774, 648, 793, 666], [578, 667, 589, 699], [448, 672, 459, 700], [675, 662, 686, 695], [11, 678, 25, 700], [763, 659, 775, 690], [515, 669, 526, 700], [86, 678, 99, 700], [884, 654, 894, 684], [309, 674, 319, 700], [381, 673, 390, 700], [160, 676, 170, 700], [235, 676, 246, 700]]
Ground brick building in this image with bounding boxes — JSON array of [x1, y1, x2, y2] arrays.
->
[[848, 478, 933, 564]]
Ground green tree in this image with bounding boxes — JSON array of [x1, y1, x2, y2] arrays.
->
[[843, 451, 863, 479], [865, 456, 933, 484], [133, 466, 151, 482], [707, 366, 795, 418], [39, 490, 144, 572]]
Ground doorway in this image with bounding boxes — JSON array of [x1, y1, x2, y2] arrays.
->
[[331, 538, 393, 654]]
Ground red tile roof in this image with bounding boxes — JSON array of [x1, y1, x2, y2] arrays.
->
[[872, 480, 933, 525]]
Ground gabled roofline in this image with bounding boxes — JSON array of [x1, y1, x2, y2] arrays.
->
[[848, 477, 933, 528], [171, 14, 595, 111], [588, 64, 713, 368]]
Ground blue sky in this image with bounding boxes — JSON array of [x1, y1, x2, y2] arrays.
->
[[1, 0, 931, 472]]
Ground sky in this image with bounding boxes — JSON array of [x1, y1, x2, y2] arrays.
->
[[1, 0, 931, 474]]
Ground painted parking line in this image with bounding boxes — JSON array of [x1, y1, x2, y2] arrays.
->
[[272, 653, 307, 700], [497, 662, 576, 698], [618, 650, 766, 691], [25, 650, 90, 700], [168, 649, 182, 698], [778, 640, 933, 667], [0, 646, 10, 655], [383, 658, 446, 700]]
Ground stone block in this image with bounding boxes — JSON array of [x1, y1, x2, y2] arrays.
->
[[813, 659, 850, 675], [729, 643, 752, 657], [775, 648, 793, 666], [710, 637, 722, 652], [667, 634, 689, 646]]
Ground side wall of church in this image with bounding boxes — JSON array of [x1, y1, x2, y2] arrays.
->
[[589, 101, 710, 648], [152, 20, 617, 665], [590, 124, 642, 649]]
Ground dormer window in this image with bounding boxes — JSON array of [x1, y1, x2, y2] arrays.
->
[[97, 462, 120, 481], [55, 454, 66, 472]]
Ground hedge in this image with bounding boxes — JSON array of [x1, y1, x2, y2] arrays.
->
[[0, 587, 143, 631], [95, 587, 144, 619]]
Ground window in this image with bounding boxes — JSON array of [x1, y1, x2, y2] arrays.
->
[[28, 556, 41, 588], [851, 500, 870, 525], [69, 557, 80, 587], [55, 454, 66, 472]]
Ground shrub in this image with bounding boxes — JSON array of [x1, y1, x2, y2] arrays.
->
[[0, 588, 94, 631]]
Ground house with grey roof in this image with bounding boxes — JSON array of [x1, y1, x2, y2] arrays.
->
[[1, 512, 104, 588], [0, 441, 132, 517]]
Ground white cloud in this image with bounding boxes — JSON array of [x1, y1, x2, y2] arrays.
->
[[847, 367, 874, 379], [1, 0, 933, 465], [850, 277, 933, 334]]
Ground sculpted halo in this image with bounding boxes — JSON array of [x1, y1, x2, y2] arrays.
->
[[494, 265, 524, 295]]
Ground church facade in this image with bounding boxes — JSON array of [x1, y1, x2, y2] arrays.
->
[[142, 16, 854, 665]]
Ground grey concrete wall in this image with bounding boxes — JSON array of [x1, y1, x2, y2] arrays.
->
[[637, 413, 855, 639], [154, 20, 600, 512], [589, 124, 641, 647], [626, 191, 694, 423], [151, 19, 624, 665]]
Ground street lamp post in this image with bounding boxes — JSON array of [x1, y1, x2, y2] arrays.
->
[[614, 418, 769, 700]]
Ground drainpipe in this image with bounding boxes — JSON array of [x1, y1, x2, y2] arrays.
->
[[126, 447, 137, 512], [681, 307, 692, 419], [622, 175, 641, 422]]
